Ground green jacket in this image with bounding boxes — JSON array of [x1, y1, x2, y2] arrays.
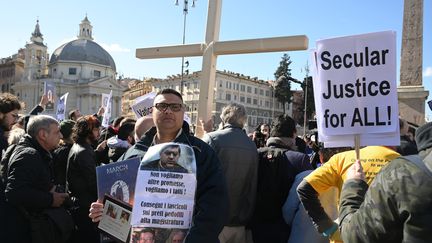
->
[[339, 148, 432, 243]]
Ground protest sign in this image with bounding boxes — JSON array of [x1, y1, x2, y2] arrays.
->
[[131, 142, 197, 241], [102, 90, 113, 128], [56, 92, 69, 121], [131, 92, 156, 118], [98, 195, 132, 243], [44, 81, 55, 110], [312, 31, 399, 147], [96, 157, 141, 206]]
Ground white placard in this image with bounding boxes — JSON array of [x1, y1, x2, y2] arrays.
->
[[131, 92, 156, 118], [312, 31, 399, 147], [56, 92, 68, 121], [131, 143, 197, 230], [102, 90, 113, 128]]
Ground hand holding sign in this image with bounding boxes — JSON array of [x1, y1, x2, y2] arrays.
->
[[346, 160, 365, 181]]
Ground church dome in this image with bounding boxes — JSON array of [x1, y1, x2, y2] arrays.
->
[[49, 39, 116, 71]]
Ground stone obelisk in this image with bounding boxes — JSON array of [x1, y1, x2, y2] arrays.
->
[[398, 0, 429, 125]]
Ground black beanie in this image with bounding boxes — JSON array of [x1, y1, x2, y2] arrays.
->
[[60, 119, 76, 139], [415, 122, 432, 151]]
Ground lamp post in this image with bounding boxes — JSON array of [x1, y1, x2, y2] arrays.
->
[[302, 64, 310, 138], [271, 81, 276, 120], [287, 76, 308, 137], [175, 0, 196, 95]]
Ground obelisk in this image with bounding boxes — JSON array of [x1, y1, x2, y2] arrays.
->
[[398, 0, 429, 125]]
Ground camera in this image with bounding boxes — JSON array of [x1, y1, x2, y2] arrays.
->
[[55, 185, 79, 210]]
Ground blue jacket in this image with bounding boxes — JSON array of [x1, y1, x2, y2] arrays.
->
[[283, 170, 327, 243], [119, 122, 229, 243]]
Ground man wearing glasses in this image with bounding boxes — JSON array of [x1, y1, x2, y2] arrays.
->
[[90, 89, 229, 243]]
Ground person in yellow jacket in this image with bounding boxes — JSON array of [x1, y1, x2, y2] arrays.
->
[[297, 146, 400, 242]]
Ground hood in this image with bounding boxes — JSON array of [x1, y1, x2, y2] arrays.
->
[[415, 122, 432, 151]]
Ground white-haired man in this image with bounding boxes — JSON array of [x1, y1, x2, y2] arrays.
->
[[202, 102, 259, 243]]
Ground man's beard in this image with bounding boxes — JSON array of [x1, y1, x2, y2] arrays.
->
[[0, 119, 11, 132]]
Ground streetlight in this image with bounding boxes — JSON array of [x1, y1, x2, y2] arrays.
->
[[287, 75, 309, 138], [175, 0, 196, 95], [302, 63, 310, 138]]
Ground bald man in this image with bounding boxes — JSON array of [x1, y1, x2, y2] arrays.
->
[[134, 116, 155, 141]]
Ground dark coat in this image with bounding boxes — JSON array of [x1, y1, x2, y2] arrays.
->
[[3, 135, 55, 242], [67, 141, 99, 242], [120, 121, 229, 243], [52, 143, 73, 186], [396, 135, 418, 155], [202, 125, 259, 226], [67, 142, 97, 210]]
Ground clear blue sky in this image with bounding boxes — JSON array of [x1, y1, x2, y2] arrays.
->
[[1, 0, 431, 117]]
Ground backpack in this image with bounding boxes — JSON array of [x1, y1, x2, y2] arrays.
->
[[254, 147, 297, 223]]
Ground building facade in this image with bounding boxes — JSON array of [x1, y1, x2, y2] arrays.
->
[[10, 17, 124, 117], [121, 78, 154, 118]]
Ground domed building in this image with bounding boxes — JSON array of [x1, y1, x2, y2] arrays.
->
[[13, 16, 124, 118]]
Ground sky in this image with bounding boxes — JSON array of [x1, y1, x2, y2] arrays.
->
[[1, 0, 431, 118]]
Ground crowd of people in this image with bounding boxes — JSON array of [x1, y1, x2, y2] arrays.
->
[[0, 89, 431, 243]]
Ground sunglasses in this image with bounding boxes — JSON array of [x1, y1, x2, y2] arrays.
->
[[154, 103, 184, 112]]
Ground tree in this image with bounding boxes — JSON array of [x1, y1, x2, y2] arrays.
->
[[274, 53, 293, 113]]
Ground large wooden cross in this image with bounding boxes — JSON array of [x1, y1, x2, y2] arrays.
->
[[136, 0, 308, 137]]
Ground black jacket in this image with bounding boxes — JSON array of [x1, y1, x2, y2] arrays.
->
[[120, 122, 229, 243], [3, 135, 55, 242], [5, 135, 54, 210], [52, 143, 73, 186], [67, 142, 98, 209]]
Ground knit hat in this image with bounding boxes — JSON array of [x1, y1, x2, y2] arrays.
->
[[415, 122, 432, 151], [60, 119, 76, 139]]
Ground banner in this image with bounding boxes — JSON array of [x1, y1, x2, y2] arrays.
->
[[312, 31, 399, 147], [96, 157, 141, 206], [131, 92, 156, 118], [102, 90, 113, 128], [56, 92, 69, 121]]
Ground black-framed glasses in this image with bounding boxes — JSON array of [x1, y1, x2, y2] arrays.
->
[[154, 103, 184, 112]]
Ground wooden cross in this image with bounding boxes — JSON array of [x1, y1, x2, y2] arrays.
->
[[136, 0, 308, 137]]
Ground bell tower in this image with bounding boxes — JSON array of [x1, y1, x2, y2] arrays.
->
[[78, 15, 93, 40], [23, 19, 49, 82]]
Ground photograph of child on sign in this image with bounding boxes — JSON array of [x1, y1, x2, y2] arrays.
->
[[120, 210, 130, 224]]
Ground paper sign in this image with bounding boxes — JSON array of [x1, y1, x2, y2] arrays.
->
[[131, 143, 197, 231], [131, 92, 156, 118], [312, 31, 399, 147], [102, 91, 113, 127], [44, 82, 55, 110], [56, 92, 69, 121]]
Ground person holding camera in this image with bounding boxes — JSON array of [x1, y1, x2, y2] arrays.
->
[[3, 115, 70, 243]]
